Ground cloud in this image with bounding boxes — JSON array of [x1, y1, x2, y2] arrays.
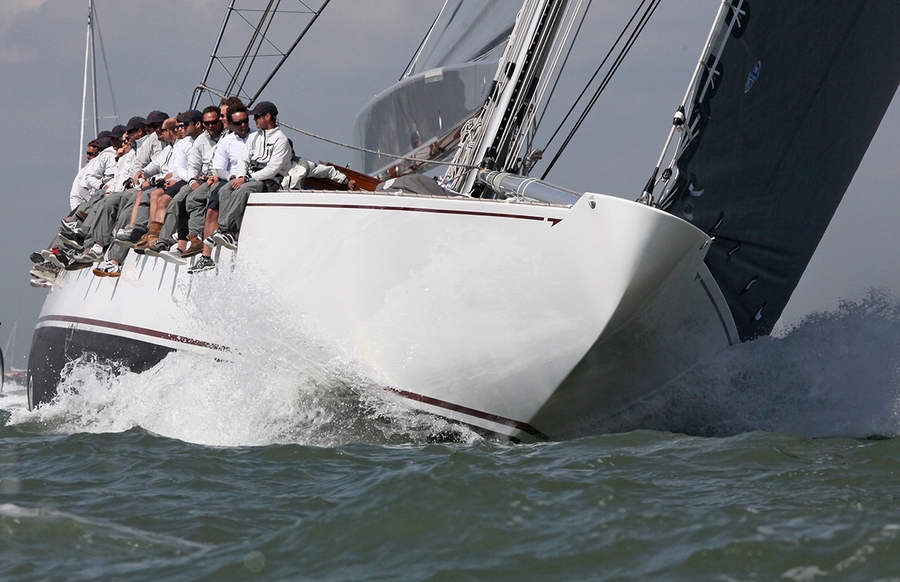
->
[[0, 0, 52, 36]]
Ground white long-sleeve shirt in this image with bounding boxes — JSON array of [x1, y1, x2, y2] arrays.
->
[[111, 149, 136, 192], [141, 144, 174, 181], [130, 133, 163, 177], [212, 131, 250, 179], [236, 126, 292, 182], [80, 146, 117, 191], [69, 164, 91, 210], [169, 136, 194, 182], [186, 131, 219, 183]]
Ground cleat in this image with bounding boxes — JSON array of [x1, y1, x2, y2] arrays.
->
[[212, 231, 237, 250], [187, 255, 216, 274]]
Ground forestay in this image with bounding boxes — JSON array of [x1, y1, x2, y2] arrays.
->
[[660, 0, 900, 341]]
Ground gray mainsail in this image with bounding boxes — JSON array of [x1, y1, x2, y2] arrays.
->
[[660, 0, 900, 341]]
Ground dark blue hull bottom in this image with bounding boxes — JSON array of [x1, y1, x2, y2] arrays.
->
[[27, 325, 174, 409]]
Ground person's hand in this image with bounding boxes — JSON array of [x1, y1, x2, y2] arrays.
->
[[231, 176, 247, 189], [348, 180, 360, 191]]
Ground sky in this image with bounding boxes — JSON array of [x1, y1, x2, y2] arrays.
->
[[1, 0, 899, 369]]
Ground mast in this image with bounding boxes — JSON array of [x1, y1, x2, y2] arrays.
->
[[79, 0, 96, 169], [442, 0, 577, 195]]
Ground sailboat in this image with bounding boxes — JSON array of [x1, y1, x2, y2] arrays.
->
[[26, 0, 900, 440], [3, 321, 27, 388]]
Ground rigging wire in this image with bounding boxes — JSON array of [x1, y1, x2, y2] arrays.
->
[[532, 0, 594, 139], [194, 0, 326, 108], [195, 83, 481, 172], [540, 0, 662, 180], [91, 1, 120, 125]]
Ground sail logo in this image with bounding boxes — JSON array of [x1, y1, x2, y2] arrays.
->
[[745, 61, 761, 93]]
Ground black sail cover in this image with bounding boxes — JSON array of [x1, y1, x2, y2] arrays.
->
[[662, 0, 900, 341]]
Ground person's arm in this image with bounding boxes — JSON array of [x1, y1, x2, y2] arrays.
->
[[249, 132, 291, 182]]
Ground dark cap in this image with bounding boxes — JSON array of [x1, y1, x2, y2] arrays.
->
[[96, 136, 112, 149], [110, 125, 127, 139], [177, 109, 203, 124], [248, 101, 278, 118], [125, 116, 146, 131], [97, 130, 112, 139], [145, 110, 169, 125]]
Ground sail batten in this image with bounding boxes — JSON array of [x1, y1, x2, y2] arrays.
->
[[661, 0, 900, 341]]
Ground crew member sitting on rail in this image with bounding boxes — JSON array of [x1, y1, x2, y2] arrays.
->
[[144, 110, 205, 258], [210, 101, 292, 251], [154, 106, 223, 265], [188, 103, 252, 273]]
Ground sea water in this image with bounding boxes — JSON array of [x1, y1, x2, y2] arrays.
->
[[2, 291, 899, 581]]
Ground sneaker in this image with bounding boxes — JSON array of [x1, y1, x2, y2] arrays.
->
[[144, 240, 169, 257], [30, 261, 59, 282], [75, 246, 104, 263], [203, 230, 220, 248], [113, 226, 146, 248], [159, 248, 188, 266], [42, 248, 70, 269], [212, 231, 237, 250], [30, 278, 52, 288], [187, 255, 216, 274], [92, 260, 121, 278], [61, 218, 79, 231], [58, 229, 85, 250], [65, 253, 95, 270], [30, 251, 44, 264]]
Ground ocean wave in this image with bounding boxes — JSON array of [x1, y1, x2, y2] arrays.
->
[[603, 289, 900, 438], [5, 289, 899, 444]]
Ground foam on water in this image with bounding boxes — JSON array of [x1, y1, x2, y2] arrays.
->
[[4, 282, 900, 444], [605, 289, 900, 438], [5, 261, 478, 447]]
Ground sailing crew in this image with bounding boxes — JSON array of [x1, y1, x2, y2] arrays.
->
[[92, 116, 179, 277], [155, 106, 224, 265], [143, 110, 205, 258], [188, 103, 252, 273], [62, 117, 146, 267], [68, 141, 100, 211], [210, 101, 292, 251]]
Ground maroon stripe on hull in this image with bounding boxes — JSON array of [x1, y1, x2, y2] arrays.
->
[[247, 201, 564, 226], [38, 315, 230, 352], [37, 316, 544, 438], [386, 387, 548, 440]]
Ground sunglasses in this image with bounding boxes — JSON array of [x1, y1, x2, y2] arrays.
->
[[202, 119, 220, 127], [174, 124, 186, 130], [253, 113, 266, 119], [86, 151, 99, 157], [232, 118, 250, 125]]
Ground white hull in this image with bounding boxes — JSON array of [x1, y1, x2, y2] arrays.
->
[[30, 190, 738, 440]]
